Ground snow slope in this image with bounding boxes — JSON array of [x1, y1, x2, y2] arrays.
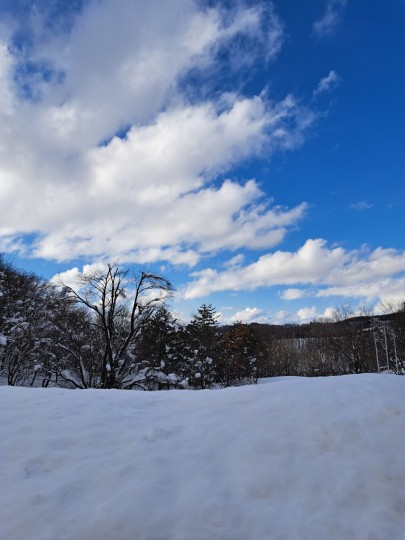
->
[[1, 374, 405, 540]]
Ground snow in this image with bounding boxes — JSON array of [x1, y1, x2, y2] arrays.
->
[[1, 374, 405, 540]]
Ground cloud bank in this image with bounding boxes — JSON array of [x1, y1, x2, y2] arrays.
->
[[183, 239, 405, 304], [0, 0, 313, 266]]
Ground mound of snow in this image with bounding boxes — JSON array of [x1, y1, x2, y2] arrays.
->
[[1, 374, 405, 540]]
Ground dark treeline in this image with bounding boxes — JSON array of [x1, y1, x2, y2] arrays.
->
[[0, 257, 265, 389], [1, 256, 404, 389], [252, 305, 405, 377]]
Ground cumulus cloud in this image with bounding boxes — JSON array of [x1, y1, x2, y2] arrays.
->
[[50, 267, 82, 290], [280, 288, 308, 300], [313, 70, 340, 97], [228, 306, 265, 324], [316, 277, 405, 305], [7, 97, 309, 264], [183, 239, 405, 303], [270, 306, 340, 324], [0, 1, 314, 266], [296, 306, 340, 323], [313, 0, 348, 38], [184, 239, 348, 298], [50, 263, 109, 291], [322, 307, 338, 320], [296, 307, 318, 322]]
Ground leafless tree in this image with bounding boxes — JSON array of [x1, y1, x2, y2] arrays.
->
[[61, 264, 173, 389], [326, 305, 376, 374]]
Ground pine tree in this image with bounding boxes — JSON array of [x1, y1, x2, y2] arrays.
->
[[184, 304, 221, 389], [220, 323, 266, 386], [137, 306, 185, 389]]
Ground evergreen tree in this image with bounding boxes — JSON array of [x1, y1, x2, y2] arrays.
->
[[183, 304, 221, 389], [220, 323, 267, 386], [137, 306, 185, 389]]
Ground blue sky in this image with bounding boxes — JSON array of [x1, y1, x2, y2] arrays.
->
[[0, 0, 404, 324]]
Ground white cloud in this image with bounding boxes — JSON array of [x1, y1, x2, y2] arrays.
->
[[266, 306, 336, 324], [313, 70, 340, 97], [0, 40, 14, 115], [2, 95, 310, 262], [296, 307, 318, 322], [25, 98, 309, 263], [223, 254, 245, 268], [5, 1, 285, 151], [280, 288, 307, 300], [0, 1, 315, 266], [296, 306, 340, 323], [272, 310, 292, 324], [349, 200, 374, 211], [50, 263, 108, 291], [271, 306, 340, 324], [321, 307, 338, 320], [228, 307, 265, 324], [183, 239, 405, 304], [184, 239, 348, 298], [316, 277, 405, 305], [313, 0, 348, 38], [50, 267, 82, 290]]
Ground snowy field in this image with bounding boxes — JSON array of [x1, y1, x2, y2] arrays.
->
[[1, 375, 405, 540]]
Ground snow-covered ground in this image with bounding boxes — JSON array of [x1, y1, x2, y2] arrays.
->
[[1, 374, 405, 540]]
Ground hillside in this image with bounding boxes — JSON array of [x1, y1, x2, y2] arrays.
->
[[1, 374, 405, 540]]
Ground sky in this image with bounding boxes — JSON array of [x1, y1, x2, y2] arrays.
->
[[0, 0, 404, 324]]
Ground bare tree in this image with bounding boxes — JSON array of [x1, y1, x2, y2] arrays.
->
[[61, 264, 173, 389], [373, 300, 405, 374], [327, 305, 376, 374]]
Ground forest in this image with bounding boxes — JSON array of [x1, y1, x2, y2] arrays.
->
[[1, 255, 404, 389]]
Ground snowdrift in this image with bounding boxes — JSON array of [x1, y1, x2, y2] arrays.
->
[[1, 374, 405, 540]]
